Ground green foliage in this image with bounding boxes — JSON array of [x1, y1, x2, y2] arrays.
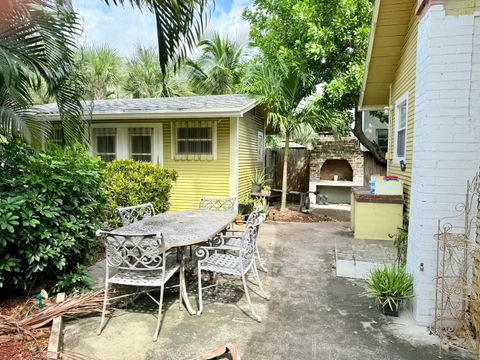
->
[[104, 0, 209, 77], [0, 0, 87, 146], [390, 226, 408, 267], [124, 45, 192, 98], [244, 0, 373, 112], [265, 135, 281, 150], [0, 140, 106, 291], [251, 169, 267, 186], [78, 44, 123, 100], [186, 33, 245, 95], [51, 265, 91, 294], [364, 264, 414, 311], [103, 160, 178, 227]]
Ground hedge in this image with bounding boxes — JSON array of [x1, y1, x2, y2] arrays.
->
[[0, 140, 106, 291], [103, 159, 178, 227]]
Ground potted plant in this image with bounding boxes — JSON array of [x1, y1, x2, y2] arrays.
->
[[363, 264, 414, 317], [234, 212, 244, 225], [251, 169, 266, 193], [261, 185, 271, 196]]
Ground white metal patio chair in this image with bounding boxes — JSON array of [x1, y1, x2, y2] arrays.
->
[[96, 230, 179, 341], [218, 206, 269, 272], [196, 221, 269, 322], [199, 197, 236, 212], [116, 203, 155, 226]]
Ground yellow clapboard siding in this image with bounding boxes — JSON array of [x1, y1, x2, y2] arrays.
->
[[163, 119, 231, 210], [238, 109, 264, 200], [388, 5, 418, 213]]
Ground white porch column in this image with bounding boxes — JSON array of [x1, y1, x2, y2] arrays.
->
[[407, 5, 480, 325]]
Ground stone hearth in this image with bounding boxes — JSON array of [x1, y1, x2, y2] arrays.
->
[[309, 135, 364, 204]]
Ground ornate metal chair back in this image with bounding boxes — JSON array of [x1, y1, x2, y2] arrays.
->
[[240, 223, 258, 265], [97, 231, 166, 271], [199, 197, 236, 212], [116, 203, 155, 226]]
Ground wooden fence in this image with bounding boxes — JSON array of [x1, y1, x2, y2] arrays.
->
[[265, 148, 310, 193]]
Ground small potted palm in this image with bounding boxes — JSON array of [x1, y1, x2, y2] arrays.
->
[[251, 169, 266, 194], [363, 264, 414, 316]]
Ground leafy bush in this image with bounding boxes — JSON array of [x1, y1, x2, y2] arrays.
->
[[363, 264, 414, 311], [51, 265, 91, 294], [389, 226, 408, 267], [0, 140, 106, 291], [103, 160, 178, 227]]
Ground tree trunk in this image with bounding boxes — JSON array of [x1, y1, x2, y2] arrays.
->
[[280, 131, 290, 213], [352, 108, 387, 166]]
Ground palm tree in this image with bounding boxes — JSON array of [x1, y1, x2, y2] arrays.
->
[[242, 59, 330, 212], [0, 0, 87, 145], [1, 0, 210, 145], [79, 45, 123, 100], [291, 123, 320, 150], [105, 0, 210, 77], [124, 45, 192, 98], [186, 33, 244, 95]]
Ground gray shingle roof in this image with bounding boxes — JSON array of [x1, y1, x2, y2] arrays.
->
[[33, 94, 258, 118]]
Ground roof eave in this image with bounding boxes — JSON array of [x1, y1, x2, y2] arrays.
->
[[359, 0, 382, 111], [36, 100, 259, 121]]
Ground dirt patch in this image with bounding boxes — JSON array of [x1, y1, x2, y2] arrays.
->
[[0, 296, 51, 360], [267, 207, 336, 223]]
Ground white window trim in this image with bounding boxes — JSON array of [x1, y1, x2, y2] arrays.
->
[[90, 123, 163, 166], [170, 120, 218, 161], [393, 92, 408, 164], [257, 131, 265, 162]]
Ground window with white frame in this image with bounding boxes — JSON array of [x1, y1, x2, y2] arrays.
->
[[129, 128, 153, 162], [394, 94, 408, 162], [173, 121, 215, 160], [93, 128, 116, 162], [257, 131, 264, 161]]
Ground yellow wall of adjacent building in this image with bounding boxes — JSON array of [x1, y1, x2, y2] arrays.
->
[[163, 118, 231, 211], [90, 111, 265, 211], [388, 5, 418, 213], [238, 109, 265, 200]]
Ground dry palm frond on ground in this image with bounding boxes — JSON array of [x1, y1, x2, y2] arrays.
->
[[0, 290, 108, 339]]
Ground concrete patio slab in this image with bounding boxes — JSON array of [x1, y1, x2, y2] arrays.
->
[[64, 222, 471, 360]]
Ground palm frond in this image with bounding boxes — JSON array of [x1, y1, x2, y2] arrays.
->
[[103, 0, 211, 76], [0, 0, 85, 146], [186, 32, 244, 94]]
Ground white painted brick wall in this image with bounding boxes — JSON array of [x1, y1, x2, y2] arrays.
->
[[407, 5, 480, 325]]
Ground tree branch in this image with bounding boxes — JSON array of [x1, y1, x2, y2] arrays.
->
[[352, 108, 387, 166]]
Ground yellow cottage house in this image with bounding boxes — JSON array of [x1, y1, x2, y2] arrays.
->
[[360, 0, 480, 325], [35, 94, 266, 211]]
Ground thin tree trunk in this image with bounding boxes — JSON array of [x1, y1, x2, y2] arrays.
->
[[280, 131, 289, 213]]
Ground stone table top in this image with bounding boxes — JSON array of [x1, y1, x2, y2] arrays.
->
[[111, 209, 235, 248], [352, 186, 404, 204]]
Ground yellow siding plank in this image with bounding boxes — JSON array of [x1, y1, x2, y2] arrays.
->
[[238, 109, 265, 200], [163, 119, 231, 210]]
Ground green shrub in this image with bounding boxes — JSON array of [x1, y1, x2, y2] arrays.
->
[[103, 160, 178, 227], [0, 140, 106, 292], [363, 264, 414, 311]]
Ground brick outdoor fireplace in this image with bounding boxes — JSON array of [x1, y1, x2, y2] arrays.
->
[[309, 135, 364, 204]]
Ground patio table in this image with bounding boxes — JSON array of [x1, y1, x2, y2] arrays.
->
[[111, 209, 236, 315]]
